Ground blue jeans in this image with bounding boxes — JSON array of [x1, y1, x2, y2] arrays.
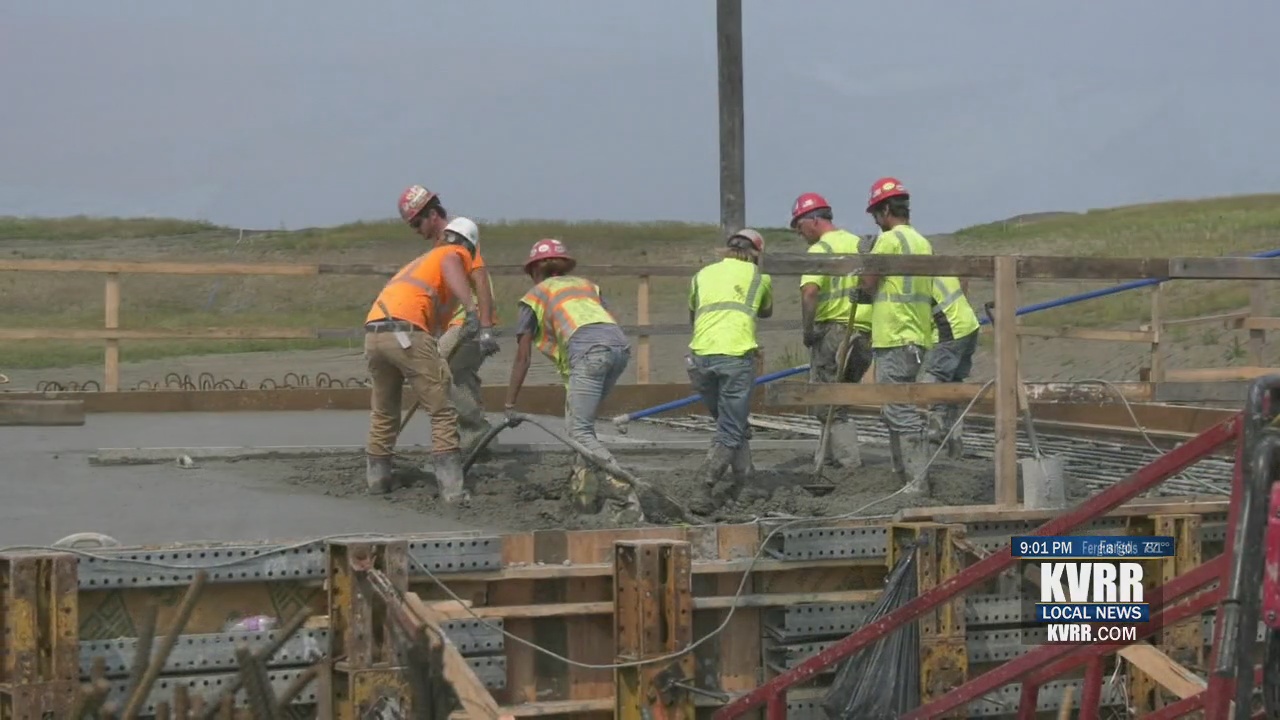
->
[[565, 345, 630, 458], [687, 353, 755, 449]]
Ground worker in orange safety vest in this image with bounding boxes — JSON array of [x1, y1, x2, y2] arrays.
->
[[362, 185, 480, 501]]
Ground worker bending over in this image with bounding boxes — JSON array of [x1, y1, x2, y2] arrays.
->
[[858, 177, 936, 493], [364, 185, 480, 501], [504, 239, 643, 523], [434, 217, 501, 456], [686, 229, 773, 515], [791, 192, 874, 470], [922, 275, 980, 459]]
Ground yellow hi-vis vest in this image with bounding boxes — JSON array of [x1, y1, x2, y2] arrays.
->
[[800, 229, 873, 333], [868, 225, 936, 350], [520, 276, 618, 379], [688, 257, 773, 357], [930, 276, 980, 343]]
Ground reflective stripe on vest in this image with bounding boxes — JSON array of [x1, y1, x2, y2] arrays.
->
[[694, 265, 764, 319], [873, 229, 933, 305], [368, 253, 446, 332], [810, 239, 856, 305], [933, 278, 963, 312]]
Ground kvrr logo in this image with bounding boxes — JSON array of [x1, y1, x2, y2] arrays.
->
[[1040, 561, 1144, 603]]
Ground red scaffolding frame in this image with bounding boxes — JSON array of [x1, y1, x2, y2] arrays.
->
[[712, 411, 1249, 720]]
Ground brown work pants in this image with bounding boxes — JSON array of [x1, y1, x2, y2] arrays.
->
[[365, 330, 459, 457]]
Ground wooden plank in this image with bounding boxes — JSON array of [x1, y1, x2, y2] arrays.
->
[[530, 531, 571, 703], [0, 259, 321, 276], [0, 399, 85, 426], [765, 380, 1251, 406], [636, 275, 651, 383], [1012, 326, 1154, 343], [1240, 317, 1280, 332], [1115, 643, 1207, 699], [103, 273, 121, 392], [1163, 366, 1280, 382], [1150, 284, 1166, 383], [0, 328, 320, 341], [491, 534, 536, 706], [1143, 307, 1250, 331], [894, 496, 1229, 524], [565, 530, 620, 706], [404, 593, 510, 720], [713, 525, 759, 695], [994, 256, 1019, 506], [1168, 256, 1280, 280]]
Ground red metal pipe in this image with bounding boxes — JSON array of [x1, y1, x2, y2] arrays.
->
[[1015, 682, 1039, 720], [1204, 434, 1248, 720], [1078, 657, 1104, 720], [765, 692, 785, 720], [1144, 667, 1262, 720], [901, 564, 1222, 720], [711, 414, 1241, 720]]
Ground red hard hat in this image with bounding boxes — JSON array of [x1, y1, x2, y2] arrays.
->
[[398, 184, 438, 223], [524, 238, 576, 273], [729, 228, 765, 253], [790, 192, 831, 226], [866, 177, 908, 211]]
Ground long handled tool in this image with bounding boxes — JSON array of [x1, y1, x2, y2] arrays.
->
[[806, 301, 860, 496], [982, 302, 1066, 508], [398, 323, 472, 432]]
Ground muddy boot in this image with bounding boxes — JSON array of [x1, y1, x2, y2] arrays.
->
[[690, 445, 734, 515], [946, 417, 966, 459], [729, 440, 755, 487], [569, 456, 602, 514], [433, 451, 470, 503], [600, 475, 646, 524], [829, 419, 863, 469], [366, 455, 395, 494], [900, 430, 932, 495]]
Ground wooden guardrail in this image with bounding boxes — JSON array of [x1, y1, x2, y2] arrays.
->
[[0, 255, 1273, 395]]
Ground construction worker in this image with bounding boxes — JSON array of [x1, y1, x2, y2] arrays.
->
[[434, 217, 501, 456], [858, 177, 936, 492], [922, 276, 980, 459], [790, 192, 874, 471], [686, 228, 773, 515], [363, 185, 480, 501], [504, 239, 643, 522]]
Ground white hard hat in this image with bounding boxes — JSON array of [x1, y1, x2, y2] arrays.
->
[[444, 217, 480, 249]]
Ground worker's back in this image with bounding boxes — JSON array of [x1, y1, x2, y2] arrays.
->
[[367, 244, 475, 333], [868, 225, 935, 349], [689, 257, 773, 357], [930, 276, 980, 343], [802, 229, 873, 332]]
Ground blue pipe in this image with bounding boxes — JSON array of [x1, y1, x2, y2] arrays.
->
[[612, 247, 1280, 426]]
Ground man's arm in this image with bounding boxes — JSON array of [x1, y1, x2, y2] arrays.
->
[[757, 276, 774, 319], [800, 283, 819, 339], [504, 304, 538, 409], [688, 276, 698, 326], [441, 253, 475, 312], [472, 267, 496, 328]]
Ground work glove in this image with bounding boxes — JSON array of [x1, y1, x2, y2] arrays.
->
[[803, 325, 822, 348], [477, 328, 500, 357], [503, 406, 524, 426], [460, 309, 481, 340]]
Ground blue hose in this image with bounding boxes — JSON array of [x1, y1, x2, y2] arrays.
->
[[611, 247, 1280, 426]]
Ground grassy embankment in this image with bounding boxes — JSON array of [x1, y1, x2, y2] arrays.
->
[[1, 193, 1278, 370]]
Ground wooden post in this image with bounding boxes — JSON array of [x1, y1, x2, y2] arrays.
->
[[716, 0, 746, 235], [1149, 284, 1166, 383], [104, 273, 121, 392], [614, 539, 694, 720], [993, 256, 1019, 506], [1250, 281, 1267, 365], [636, 275, 652, 384]]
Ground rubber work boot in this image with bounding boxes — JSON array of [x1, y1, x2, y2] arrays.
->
[[600, 475, 646, 524], [886, 431, 908, 485], [433, 451, 470, 503], [828, 419, 863, 468], [569, 456, 602, 514], [690, 445, 734, 516], [946, 417, 966, 460], [900, 430, 932, 495], [366, 455, 395, 494]]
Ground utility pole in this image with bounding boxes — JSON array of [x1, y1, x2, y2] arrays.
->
[[716, 0, 745, 235]]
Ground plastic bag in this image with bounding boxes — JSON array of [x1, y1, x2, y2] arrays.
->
[[821, 546, 921, 719]]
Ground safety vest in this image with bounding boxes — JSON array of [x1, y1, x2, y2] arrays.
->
[[930, 276, 980, 343], [365, 245, 474, 334], [520, 276, 618, 378], [447, 249, 499, 330], [868, 225, 935, 350], [800, 230, 873, 333], [688, 258, 772, 357]]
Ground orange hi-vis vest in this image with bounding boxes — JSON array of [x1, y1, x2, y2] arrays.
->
[[366, 245, 474, 334], [519, 276, 617, 378], [447, 249, 499, 330]]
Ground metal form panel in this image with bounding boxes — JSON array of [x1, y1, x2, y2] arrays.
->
[[465, 655, 508, 690], [75, 536, 502, 589], [764, 594, 1025, 645], [77, 620, 505, 679], [762, 527, 887, 561], [106, 667, 319, 716], [783, 677, 1123, 719]]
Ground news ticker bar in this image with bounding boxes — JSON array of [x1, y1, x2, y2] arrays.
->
[[1011, 535, 1175, 559]]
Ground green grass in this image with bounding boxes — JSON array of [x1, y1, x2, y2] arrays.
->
[[1, 194, 1278, 370]]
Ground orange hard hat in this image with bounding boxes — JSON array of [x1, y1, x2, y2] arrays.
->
[[866, 177, 908, 212], [398, 184, 438, 223], [524, 239, 577, 273], [790, 192, 831, 227]]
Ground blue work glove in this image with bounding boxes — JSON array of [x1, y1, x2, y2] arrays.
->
[[477, 328, 500, 357]]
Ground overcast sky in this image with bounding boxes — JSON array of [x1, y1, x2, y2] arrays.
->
[[3, 0, 1278, 234]]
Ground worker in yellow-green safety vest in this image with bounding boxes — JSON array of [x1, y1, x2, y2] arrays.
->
[[790, 192, 875, 473], [858, 177, 937, 494], [685, 228, 773, 516], [922, 275, 981, 460], [504, 239, 643, 524]]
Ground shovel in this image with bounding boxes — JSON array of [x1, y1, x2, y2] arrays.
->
[[982, 302, 1066, 509], [805, 301, 861, 496]]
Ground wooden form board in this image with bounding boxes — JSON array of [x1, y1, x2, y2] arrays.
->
[[31, 493, 1242, 719]]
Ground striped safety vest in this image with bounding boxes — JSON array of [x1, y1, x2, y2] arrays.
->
[[365, 244, 473, 334], [520, 276, 618, 378]]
